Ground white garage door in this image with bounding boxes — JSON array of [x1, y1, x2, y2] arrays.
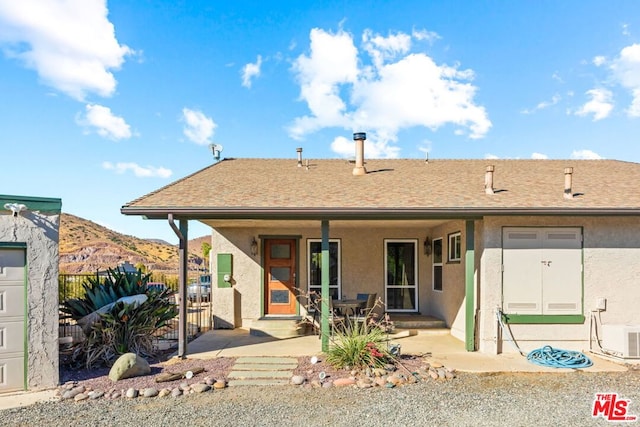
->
[[0, 248, 26, 392], [503, 227, 582, 315]]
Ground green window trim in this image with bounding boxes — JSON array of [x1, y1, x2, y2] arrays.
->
[[501, 314, 585, 324]]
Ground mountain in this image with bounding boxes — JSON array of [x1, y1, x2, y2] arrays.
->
[[59, 213, 209, 274]]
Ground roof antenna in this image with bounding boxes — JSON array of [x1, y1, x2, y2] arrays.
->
[[425, 152, 429, 164]]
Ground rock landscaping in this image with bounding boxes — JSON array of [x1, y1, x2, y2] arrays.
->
[[56, 353, 454, 404]]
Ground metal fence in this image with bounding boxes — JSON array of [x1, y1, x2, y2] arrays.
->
[[58, 273, 212, 346]]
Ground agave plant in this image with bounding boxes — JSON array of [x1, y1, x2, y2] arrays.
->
[[60, 268, 149, 321], [61, 266, 178, 367], [82, 291, 178, 367]]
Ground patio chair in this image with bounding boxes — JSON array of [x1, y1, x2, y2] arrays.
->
[[352, 293, 377, 325], [313, 297, 345, 338]]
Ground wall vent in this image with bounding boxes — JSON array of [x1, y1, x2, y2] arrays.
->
[[601, 325, 640, 359]]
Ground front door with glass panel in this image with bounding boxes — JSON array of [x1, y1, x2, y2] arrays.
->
[[264, 239, 297, 315]]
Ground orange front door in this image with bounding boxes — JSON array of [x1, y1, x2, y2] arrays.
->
[[264, 239, 297, 315]]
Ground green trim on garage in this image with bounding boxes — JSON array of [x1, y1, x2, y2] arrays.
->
[[502, 314, 585, 324], [0, 195, 61, 214]]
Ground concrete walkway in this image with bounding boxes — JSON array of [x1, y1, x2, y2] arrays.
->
[[181, 328, 628, 374]]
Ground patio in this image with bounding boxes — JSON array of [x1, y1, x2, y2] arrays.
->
[[179, 328, 628, 373]]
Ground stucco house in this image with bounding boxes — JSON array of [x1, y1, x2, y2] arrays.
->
[[122, 134, 640, 358], [0, 194, 61, 393]]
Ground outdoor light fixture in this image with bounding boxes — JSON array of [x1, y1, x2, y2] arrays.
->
[[424, 236, 432, 256], [4, 203, 27, 217], [250, 237, 258, 256]]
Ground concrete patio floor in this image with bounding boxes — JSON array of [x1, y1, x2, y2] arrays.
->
[[0, 328, 630, 411], [180, 328, 628, 374]]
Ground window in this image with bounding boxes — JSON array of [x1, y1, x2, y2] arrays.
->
[[432, 238, 443, 291], [385, 239, 418, 311], [307, 239, 341, 301], [448, 232, 461, 262]]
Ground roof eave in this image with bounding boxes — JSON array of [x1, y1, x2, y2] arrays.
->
[[120, 206, 640, 221]]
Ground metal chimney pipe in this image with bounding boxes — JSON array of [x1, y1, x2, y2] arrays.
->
[[296, 147, 303, 167], [564, 167, 574, 199], [352, 132, 367, 176], [485, 165, 495, 194]]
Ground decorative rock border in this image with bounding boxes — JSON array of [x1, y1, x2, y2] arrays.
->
[[57, 360, 456, 403], [58, 376, 228, 403]]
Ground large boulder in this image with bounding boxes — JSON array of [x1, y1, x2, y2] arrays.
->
[[109, 353, 151, 382]]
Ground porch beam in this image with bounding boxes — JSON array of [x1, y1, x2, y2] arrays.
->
[[465, 220, 475, 351], [320, 220, 330, 352]]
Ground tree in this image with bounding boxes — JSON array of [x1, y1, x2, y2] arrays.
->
[[202, 242, 211, 260]]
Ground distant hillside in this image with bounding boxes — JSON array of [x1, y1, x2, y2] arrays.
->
[[59, 213, 210, 274]]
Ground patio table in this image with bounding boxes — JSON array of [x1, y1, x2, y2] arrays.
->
[[332, 299, 366, 316]]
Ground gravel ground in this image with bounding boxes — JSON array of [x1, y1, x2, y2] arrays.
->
[[2, 369, 639, 427]]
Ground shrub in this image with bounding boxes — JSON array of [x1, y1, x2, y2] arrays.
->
[[60, 267, 178, 368], [325, 318, 393, 369], [301, 291, 395, 370]]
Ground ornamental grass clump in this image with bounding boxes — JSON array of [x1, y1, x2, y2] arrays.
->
[[325, 319, 393, 369]]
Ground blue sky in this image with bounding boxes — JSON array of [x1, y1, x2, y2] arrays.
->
[[1, 1, 640, 243]]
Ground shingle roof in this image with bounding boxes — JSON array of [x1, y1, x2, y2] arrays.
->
[[121, 158, 640, 219]]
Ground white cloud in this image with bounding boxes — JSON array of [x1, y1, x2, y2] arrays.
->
[[102, 161, 172, 178], [610, 43, 640, 117], [552, 72, 563, 83], [531, 152, 548, 159], [417, 140, 433, 157], [622, 23, 630, 37], [289, 27, 491, 158], [182, 108, 216, 145], [570, 149, 603, 160], [522, 94, 561, 114], [629, 88, 640, 117], [241, 55, 262, 88], [593, 56, 607, 66], [330, 135, 400, 158], [78, 103, 131, 140], [575, 88, 613, 120], [412, 29, 440, 44], [484, 153, 499, 159], [0, 0, 132, 100]]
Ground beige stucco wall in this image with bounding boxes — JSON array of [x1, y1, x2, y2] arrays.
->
[[210, 222, 468, 329], [478, 215, 640, 355], [0, 211, 60, 390]]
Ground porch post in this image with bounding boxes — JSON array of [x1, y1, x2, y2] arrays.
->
[[321, 220, 330, 352], [465, 220, 475, 351], [178, 219, 189, 357]]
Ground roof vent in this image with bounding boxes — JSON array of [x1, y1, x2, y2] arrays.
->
[[352, 132, 367, 176], [485, 165, 495, 194], [296, 147, 303, 167], [564, 167, 573, 199]]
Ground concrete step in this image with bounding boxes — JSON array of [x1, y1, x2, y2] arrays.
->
[[228, 370, 292, 379], [249, 318, 306, 339], [227, 356, 299, 387], [391, 318, 447, 329], [235, 356, 298, 364], [227, 379, 290, 386], [389, 328, 451, 338], [233, 363, 298, 370]]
